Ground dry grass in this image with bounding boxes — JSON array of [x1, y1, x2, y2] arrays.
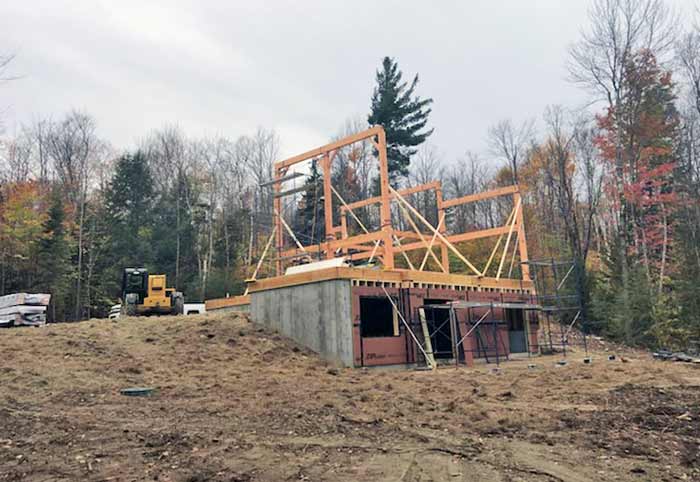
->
[[1, 312, 699, 481]]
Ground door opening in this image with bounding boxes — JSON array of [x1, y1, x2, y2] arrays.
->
[[506, 308, 527, 353], [423, 299, 455, 359]]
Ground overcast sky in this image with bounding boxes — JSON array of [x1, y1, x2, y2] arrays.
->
[[2, 0, 698, 164]]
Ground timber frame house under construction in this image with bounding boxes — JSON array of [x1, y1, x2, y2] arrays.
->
[[207, 126, 548, 368]]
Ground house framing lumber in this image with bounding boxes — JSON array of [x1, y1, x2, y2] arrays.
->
[[206, 126, 548, 370], [264, 125, 531, 287], [246, 266, 534, 294]]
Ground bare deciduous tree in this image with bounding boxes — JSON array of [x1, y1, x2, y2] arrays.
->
[[572, 116, 605, 261], [216, 137, 250, 287], [487, 118, 535, 184], [676, 19, 700, 274], [540, 106, 603, 264], [677, 30, 700, 117], [141, 125, 190, 288], [46, 111, 105, 320], [568, 0, 677, 106], [26, 118, 52, 182], [409, 144, 444, 225], [0, 131, 32, 183], [189, 136, 231, 300], [0, 53, 17, 140], [243, 127, 279, 260], [47, 112, 98, 196], [444, 151, 491, 232], [141, 125, 188, 192], [246, 127, 279, 212]]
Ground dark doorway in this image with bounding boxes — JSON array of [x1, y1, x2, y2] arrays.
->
[[360, 297, 397, 338], [506, 308, 527, 353], [423, 299, 454, 359]]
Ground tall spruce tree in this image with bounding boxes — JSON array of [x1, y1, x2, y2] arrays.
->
[[34, 189, 70, 322], [368, 56, 434, 182], [105, 151, 156, 272]]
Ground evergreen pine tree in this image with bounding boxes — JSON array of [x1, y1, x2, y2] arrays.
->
[[294, 160, 324, 245], [152, 171, 198, 292], [105, 151, 156, 271], [34, 189, 70, 322], [368, 56, 433, 182]]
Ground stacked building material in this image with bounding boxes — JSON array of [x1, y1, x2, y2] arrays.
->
[[0, 293, 51, 327], [109, 304, 121, 319]]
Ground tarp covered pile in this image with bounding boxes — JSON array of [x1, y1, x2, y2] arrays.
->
[[0, 293, 51, 327]]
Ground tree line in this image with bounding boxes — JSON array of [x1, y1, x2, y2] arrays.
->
[[1, 0, 700, 352], [0, 115, 281, 320]]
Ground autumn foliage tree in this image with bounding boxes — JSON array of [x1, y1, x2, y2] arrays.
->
[[593, 49, 681, 343], [596, 50, 678, 284], [0, 182, 48, 294]]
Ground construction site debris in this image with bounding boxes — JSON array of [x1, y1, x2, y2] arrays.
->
[[653, 350, 700, 363]]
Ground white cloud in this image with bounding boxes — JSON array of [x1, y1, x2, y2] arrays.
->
[[1, 0, 697, 166]]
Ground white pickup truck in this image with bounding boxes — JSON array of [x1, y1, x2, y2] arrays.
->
[[108, 302, 206, 318], [183, 303, 206, 315]]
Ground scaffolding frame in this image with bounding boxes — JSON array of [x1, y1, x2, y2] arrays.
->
[[523, 258, 588, 357], [415, 300, 541, 366]]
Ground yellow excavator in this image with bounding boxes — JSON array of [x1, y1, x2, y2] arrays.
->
[[120, 268, 184, 316]]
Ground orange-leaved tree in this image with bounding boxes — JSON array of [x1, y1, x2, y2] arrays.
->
[[0, 181, 49, 293], [595, 49, 679, 293]]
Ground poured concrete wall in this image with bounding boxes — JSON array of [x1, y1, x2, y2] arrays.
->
[[250, 279, 354, 367]]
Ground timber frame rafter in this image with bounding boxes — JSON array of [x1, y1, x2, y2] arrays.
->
[[261, 125, 530, 285]]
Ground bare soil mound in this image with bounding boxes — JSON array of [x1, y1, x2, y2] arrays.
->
[[1, 312, 699, 481]]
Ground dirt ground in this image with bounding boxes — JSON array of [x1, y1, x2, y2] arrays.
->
[[1, 312, 699, 482]]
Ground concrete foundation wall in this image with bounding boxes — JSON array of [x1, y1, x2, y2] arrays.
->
[[250, 279, 354, 367]]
